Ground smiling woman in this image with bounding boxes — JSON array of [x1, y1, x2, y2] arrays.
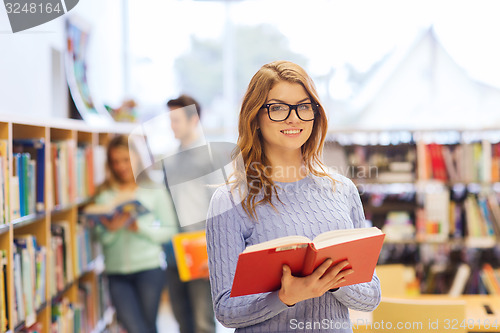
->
[[205, 61, 381, 333], [258, 81, 316, 157]]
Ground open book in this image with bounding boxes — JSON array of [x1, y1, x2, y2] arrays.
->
[[83, 194, 149, 228], [230, 227, 385, 297]]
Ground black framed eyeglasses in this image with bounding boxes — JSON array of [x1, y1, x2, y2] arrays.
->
[[261, 103, 319, 122]]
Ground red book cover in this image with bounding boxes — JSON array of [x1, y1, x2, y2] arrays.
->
[[67, 140, 76, 203], [230, 227, 385, 297], [428, 143, 447, 181], [86, 146, 95, 196]]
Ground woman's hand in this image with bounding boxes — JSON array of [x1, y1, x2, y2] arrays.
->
[[127, 220, 139, 232], [100, 212, 133, 232], [278, 259, 354, 306]]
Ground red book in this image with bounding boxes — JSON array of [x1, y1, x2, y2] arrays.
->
[[428, 143, 448, 181], [86, 146, 95, 196], [230, 227, 385, 297]]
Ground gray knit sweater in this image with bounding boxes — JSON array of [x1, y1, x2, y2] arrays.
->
[[206, 173, 381, 332]]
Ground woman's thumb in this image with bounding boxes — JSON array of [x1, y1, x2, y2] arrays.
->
[[282, 265, 291, 277]]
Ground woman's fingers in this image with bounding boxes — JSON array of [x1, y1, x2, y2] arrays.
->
[[319, 261, 352, 290], [100, 217, 111, 227], [320, 260, 349, 281], [328, 267, 354, 288], [325, 268, 354, 290], [312, 259, 333, 279], [279, 260, 354, 305], [329, 277, 347, 289]]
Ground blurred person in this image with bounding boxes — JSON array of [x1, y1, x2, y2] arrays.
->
[[93, 135, 178, 333], [206, 61, 381, 332], [163, 94, 216, 333]]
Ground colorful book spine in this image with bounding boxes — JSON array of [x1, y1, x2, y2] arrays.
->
[[0, 140, 9, 224]]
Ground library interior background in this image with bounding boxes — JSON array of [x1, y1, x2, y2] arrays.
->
[[1, 0, 500, 332]]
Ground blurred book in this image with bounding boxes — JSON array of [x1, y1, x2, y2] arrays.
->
[[448, 263, 471, 297], [172, 230, 209, 282], [83, 194, 149, 227], [382, 211, 415, 242]]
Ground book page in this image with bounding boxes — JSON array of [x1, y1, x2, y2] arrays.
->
[[242, 235, 311, 254], [83, 190, 137, 215], [82, 203, 114, 215], [313, 227, 383, 249]]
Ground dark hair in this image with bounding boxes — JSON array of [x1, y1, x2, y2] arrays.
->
[[167, 94, 202, 119], [106, 135, 129, 182]]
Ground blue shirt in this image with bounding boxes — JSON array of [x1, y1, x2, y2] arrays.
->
[[206, 173, 381, 332]]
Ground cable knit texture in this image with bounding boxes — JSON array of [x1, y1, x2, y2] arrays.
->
[[206, 173, 381, 332]]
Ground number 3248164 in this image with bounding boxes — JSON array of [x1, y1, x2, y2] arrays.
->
[[5, 2, 62, 14]]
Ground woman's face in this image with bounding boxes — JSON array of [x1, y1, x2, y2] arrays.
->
[[257, 81, 314, 155], [109, 146, 135, 183]]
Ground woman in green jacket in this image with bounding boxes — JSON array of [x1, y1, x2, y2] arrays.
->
[[94, 135, 177, 333]]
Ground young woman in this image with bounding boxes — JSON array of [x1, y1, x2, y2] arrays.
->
[[93, 135, 178, 333], [206, 61, 381, 332]]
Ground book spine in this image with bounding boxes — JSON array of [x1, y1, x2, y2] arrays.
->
[[482, 140, 492, 183], [87, 146, 95, 196], [13, 252, 24, 324], [22, 153, 30, 216], [0, 158, 4, 225], [15, 154, 24, 217], [301, 243, 318, 276], [36, 143, 45, 212], [28, 160, 36, 215]]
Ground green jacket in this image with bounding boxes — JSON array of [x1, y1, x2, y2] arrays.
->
[[94, 186, 178, 274]]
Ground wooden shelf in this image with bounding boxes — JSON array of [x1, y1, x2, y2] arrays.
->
[[0, 224, 9, 235], [0, 119, 123, 332], [11, 213, 46, 229]]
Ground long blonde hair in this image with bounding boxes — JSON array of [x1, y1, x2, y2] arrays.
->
[[232, 60, 334, 220]]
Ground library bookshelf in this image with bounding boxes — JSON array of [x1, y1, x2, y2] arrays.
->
[[325, 128, 500, 296], [0, 116, 135, 333]]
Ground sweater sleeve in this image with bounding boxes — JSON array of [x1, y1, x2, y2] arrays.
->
[[206, 187, 289, 328], [332, 178, 382, 312]]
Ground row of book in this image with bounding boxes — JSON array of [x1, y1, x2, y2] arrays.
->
[[376, 187, 500, 247], [74, 224, 94, 277], [9, 224, 106, 333], [339, 141, 500, 184], [12, 235, 47, 328], [395, 243, 500, 295], [343, 144, 416, 183], [52, 141, 97, 209], [0, 139, 104, 222], [50, 222, 73, 297], [11, 221, 85, 324], [51, 294, 87, 333], [11, 139, 46, 219], [17, 275, 114, 333], [417, 141, 500, 184], [416, 189, 500, 247]]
